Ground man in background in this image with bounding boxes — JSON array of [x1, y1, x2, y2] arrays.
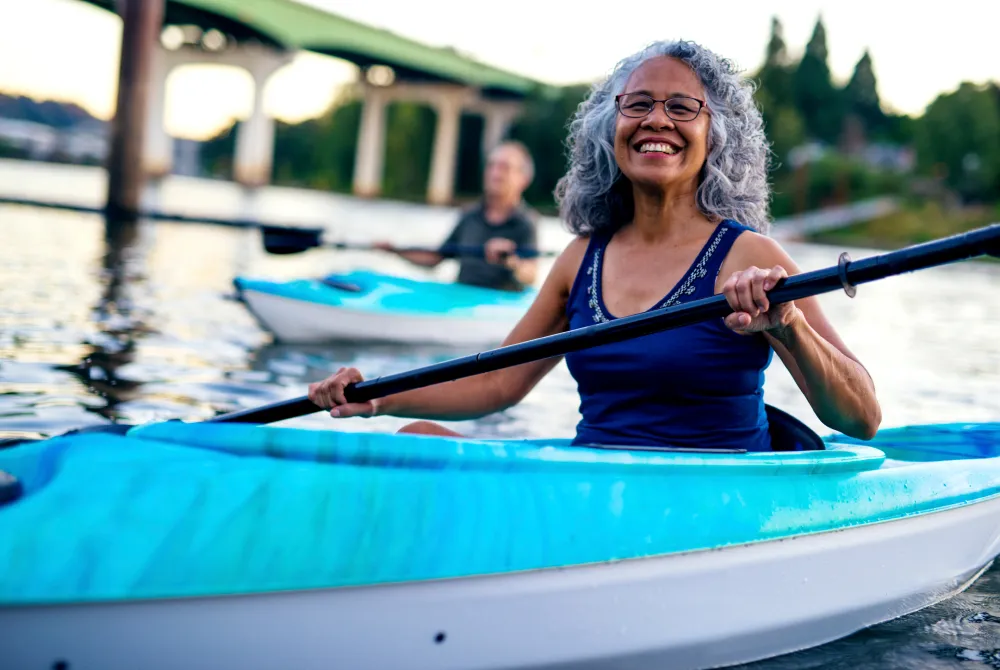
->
[[375, 140, 539, 292]]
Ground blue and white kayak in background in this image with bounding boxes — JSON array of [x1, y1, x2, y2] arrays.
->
[[233, 270, 537, 346], [2, 415, 1000, 669]]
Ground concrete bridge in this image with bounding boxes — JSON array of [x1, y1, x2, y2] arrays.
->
[[80, 0, 546, 204]]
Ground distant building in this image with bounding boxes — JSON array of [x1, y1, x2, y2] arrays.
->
[[861, 143, 915, 173], [0, 118, 59, 159], [787, 140, 915, 173], [787, 141, 827, 169], [0, 116, 108, 164], [60, 119, 108, 163], [172, 138, 203, 177]]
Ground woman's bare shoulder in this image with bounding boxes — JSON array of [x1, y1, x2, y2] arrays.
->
[[547, 235, 591, 292], [723, 229, 803, 276]]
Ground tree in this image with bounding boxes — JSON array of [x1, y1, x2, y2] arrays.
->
[[881, 112, 917, 145], [757, 17, 794, 109], [793, 17, 843, 144], [765, 16, 788, 65], [915, 82, 1000, 202], [765, 103, 807, 172], [844, 49, 888, 141], [753, 17, 802, 173]]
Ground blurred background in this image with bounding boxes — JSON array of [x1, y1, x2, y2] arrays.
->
[[0, 1, 999, 667], [1, 0, 998, 233]]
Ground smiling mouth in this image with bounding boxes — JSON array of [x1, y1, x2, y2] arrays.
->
[[636, 141, 681, 156]]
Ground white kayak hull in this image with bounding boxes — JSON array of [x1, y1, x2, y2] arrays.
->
[[239, 288, 518, 346], [5, 492, 999, 670], [233, 270, 534, 346]]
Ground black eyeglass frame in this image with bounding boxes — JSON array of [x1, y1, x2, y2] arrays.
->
[[614, 93, 708, 122]]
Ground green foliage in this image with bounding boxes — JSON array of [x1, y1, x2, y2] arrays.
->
[[770, 154, 907, 218], [270, 100, 360, 191], [806, 200, 1000, 250], [382, 102, 436, 200], [844, 52, 879, 118], [792, 18, 843, 144], [509, 84, 590, 208], [454, 113, 485, 198], [754, 86, 805, 173], [188, 13, 996, 221], [881, 113, 917, 145], [764, 17, 789, 68], [758, 17, 795, 109], [200, 123, 236, 179], [914, 82, 1000, 202], [754, 18, 803, 174]]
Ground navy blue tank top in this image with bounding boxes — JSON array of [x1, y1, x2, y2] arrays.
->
[[564, 219, 774, 451]]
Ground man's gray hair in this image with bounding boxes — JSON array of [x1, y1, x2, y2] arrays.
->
[[492, 139, 535, 185]]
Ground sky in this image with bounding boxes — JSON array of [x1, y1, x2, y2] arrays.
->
[[0, 0, 997, 140]]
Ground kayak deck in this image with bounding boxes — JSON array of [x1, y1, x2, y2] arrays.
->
[[233, 270, 537, 317], [2, 421, 1000, 607]]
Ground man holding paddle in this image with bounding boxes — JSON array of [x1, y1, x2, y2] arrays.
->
[[374, 141, 540, 292]]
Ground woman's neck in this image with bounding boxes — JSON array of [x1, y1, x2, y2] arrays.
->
[[628, 183, 713, 245]]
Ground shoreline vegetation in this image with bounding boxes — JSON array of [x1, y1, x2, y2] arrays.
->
[[803, 202, 1000, 260], [2, 17, 996, 258]]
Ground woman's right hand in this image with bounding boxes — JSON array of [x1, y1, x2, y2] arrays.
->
[[307, 367, 379, 418]]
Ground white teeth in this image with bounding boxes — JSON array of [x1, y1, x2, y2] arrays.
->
[[638, 142, 679, 154]]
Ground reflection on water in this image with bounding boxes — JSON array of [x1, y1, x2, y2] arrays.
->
[[55, 216, 147, 422], [1, 158, 1000, 668]]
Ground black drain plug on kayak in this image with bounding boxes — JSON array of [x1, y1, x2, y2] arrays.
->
[[0, 469, 22, 506]]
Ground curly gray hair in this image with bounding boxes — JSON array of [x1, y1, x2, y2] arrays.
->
[[554, 40, 772, 235]]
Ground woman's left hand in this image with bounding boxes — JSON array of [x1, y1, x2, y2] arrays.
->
[[721, 265, 801, 336]]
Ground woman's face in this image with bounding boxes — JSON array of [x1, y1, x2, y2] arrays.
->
[[613, 56, 711, 193]]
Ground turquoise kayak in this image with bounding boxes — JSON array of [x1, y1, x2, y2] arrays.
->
[[233, 270, 537, 346], [2, 413, 1000, 669]]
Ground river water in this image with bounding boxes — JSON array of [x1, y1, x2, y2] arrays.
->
[[1, 158, 999, 668]]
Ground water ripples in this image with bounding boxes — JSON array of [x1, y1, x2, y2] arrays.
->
[[2, 159, 1000, 667]]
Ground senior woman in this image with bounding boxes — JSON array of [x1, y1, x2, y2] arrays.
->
[[307, 39, 882, 450]]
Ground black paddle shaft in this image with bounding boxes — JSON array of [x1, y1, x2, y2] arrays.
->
[[210, 223, 1000, 424], [260, 224, 557, 259]]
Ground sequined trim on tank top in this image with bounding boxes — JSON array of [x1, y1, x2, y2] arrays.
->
[[585, 224, 730, 323]]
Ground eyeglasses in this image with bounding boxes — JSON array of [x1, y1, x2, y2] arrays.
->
[[614, 93, 706, 122]]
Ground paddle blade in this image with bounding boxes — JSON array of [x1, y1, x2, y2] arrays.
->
[[260, 225, 325, 255]]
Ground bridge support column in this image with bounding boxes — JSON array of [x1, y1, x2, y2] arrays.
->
[[106, 0, 164, 218], [143, 44, 173, 178], [140, 42, 290, 184], [348, 82, 523, 204], [427, 95, 462, 205], [234, 47, 290, 187], [353, 84, 388, 198]]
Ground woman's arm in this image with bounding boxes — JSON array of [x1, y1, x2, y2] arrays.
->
[[308, 237, 589, 422], [718, 234, 882, 440]]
